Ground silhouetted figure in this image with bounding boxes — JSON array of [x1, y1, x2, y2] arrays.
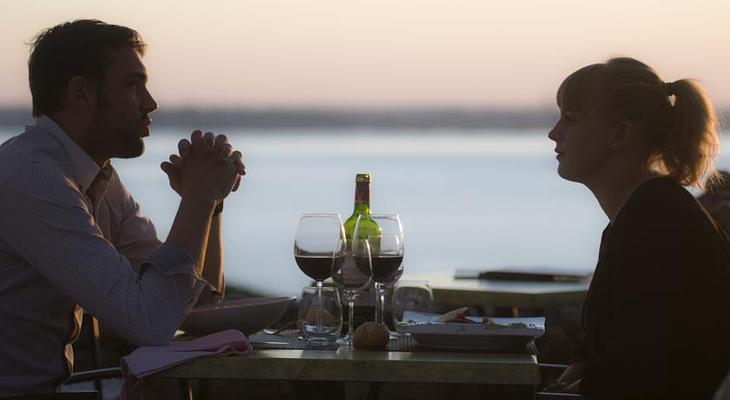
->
[[545, 57, 730, 399], [0, 20, 245, 396], [698, 170, 730, 235]]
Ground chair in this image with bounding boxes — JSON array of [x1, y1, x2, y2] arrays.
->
[[4, 315, 123, 400], [536, 363, 586, 400], [2, 366, 122, 400], [4, 393, 101, 400], [54, 367, 123, 400], [62, 314, 124, 399], [66, 367, 123, 386], [537, 394, 586, 400]]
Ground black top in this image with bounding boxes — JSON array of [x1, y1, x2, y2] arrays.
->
[[578, 177, 730, 399]]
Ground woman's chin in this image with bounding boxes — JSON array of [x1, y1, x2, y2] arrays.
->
[[556, 166, 582, 183]]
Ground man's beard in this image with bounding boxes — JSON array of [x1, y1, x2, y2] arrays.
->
[[88, 108, 145, 160]]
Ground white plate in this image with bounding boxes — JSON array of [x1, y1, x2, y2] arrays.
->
[[410, 333, 535, 351], [398, 312, 545, 351], [181, 296, 296, 336]]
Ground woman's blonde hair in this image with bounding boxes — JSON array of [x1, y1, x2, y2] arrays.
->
[[556, 57, 719, 189]]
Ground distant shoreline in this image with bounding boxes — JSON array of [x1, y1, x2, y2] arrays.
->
[[2, 107, 727, 131], [0, 107, 585, 130]]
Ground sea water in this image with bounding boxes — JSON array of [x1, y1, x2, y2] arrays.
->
[[2, 127, 728, 296]]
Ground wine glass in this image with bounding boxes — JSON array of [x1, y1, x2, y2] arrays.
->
[[332, 238, 372, 348], [294, 213, 346, 343], [368, 235, 404, 327], [392, 280, 434, 336], [354, 214, 404, 329]]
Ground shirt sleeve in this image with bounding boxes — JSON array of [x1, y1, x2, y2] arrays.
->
[[0, 162, 206, 346], [111, 172, 163, 271], [111, 172, 224, 304], [196, 274, 225, 305]]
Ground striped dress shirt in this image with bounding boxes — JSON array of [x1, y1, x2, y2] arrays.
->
[[0, 116, 209, 395]]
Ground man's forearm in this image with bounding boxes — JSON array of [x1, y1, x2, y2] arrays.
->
[[166, 196, 215, 270], [202, 214, 224, 292]]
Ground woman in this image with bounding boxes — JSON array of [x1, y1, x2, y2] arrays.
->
[[547, 57, 730, 399]]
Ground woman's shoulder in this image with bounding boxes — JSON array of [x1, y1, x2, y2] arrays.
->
[[606, 177, 730, 286], [615, 177, 703, 229], [611, 177, 730, 257], [630, 176, 690, 201]]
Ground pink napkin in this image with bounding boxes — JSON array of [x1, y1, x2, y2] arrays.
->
[[121, 329, 252, 399]]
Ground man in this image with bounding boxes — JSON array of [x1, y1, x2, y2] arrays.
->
[[0, 19, 245, 394]]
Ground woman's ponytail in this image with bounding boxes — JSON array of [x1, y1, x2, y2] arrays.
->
[[655, 79, 719, 188]]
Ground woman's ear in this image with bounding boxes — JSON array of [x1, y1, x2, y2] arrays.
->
[[610, 120, 635, 150]]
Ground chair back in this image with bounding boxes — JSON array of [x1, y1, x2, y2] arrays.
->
[[537, 393, 586, 399], [3, 392, 99, 400]]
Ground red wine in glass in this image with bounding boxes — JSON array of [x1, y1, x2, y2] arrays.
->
[[370, 255, 403, 283], [295, 255, 345, 281]]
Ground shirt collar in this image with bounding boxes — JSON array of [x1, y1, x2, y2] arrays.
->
[[33, 115, 101, 193]]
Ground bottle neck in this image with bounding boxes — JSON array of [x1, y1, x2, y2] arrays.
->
[[353, 181, 370, 215], [353, 202, 370, 215]]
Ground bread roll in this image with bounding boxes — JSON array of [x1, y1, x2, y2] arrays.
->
[[352, 322, 389, 350]]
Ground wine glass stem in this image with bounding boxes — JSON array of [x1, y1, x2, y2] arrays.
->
[[348, 298, 355, 341], [316, 281, 323, 332], [374, 282, 384, 325]]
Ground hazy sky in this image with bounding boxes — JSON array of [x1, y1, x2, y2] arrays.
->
[[1, 0, 729, 108]]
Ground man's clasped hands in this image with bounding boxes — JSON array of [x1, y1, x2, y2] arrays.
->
[[160, 131, 246, 205]]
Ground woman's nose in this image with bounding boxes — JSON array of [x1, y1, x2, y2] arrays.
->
[[548, 125, 560, 142]]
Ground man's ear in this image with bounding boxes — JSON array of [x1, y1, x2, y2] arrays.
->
[[610, 120, 635, 150], [63, 76, 96, 110]]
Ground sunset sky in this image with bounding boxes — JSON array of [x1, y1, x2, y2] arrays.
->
[[1, 0, 729, 109]]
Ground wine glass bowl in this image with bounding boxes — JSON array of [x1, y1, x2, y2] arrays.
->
[[370, 214, 403, 240], [332, 238, 372, 347], [294, 213, 346, 282], [368, 235, 404, 284], [353, 214, 405, 328], [332, 239, 372, 292], [293, 213, 346, 344]]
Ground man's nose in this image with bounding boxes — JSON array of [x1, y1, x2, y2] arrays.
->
[[142, 88, 158, 114]]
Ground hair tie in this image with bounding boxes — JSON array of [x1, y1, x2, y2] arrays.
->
[[665, 81, 676, 97]]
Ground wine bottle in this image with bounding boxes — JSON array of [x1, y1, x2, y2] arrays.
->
[[343, 173, 381, 243], [343, 174, 380, 330]]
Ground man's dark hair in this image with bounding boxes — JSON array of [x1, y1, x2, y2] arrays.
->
[[28, 19, 146, 117]]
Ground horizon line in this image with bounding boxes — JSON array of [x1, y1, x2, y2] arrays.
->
[[1, 107, 728, 130]]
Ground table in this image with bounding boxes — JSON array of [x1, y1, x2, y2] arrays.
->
[[152, 339, 540, 399], [402, 271, 590, 310], [155, 347, 539, 385]]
